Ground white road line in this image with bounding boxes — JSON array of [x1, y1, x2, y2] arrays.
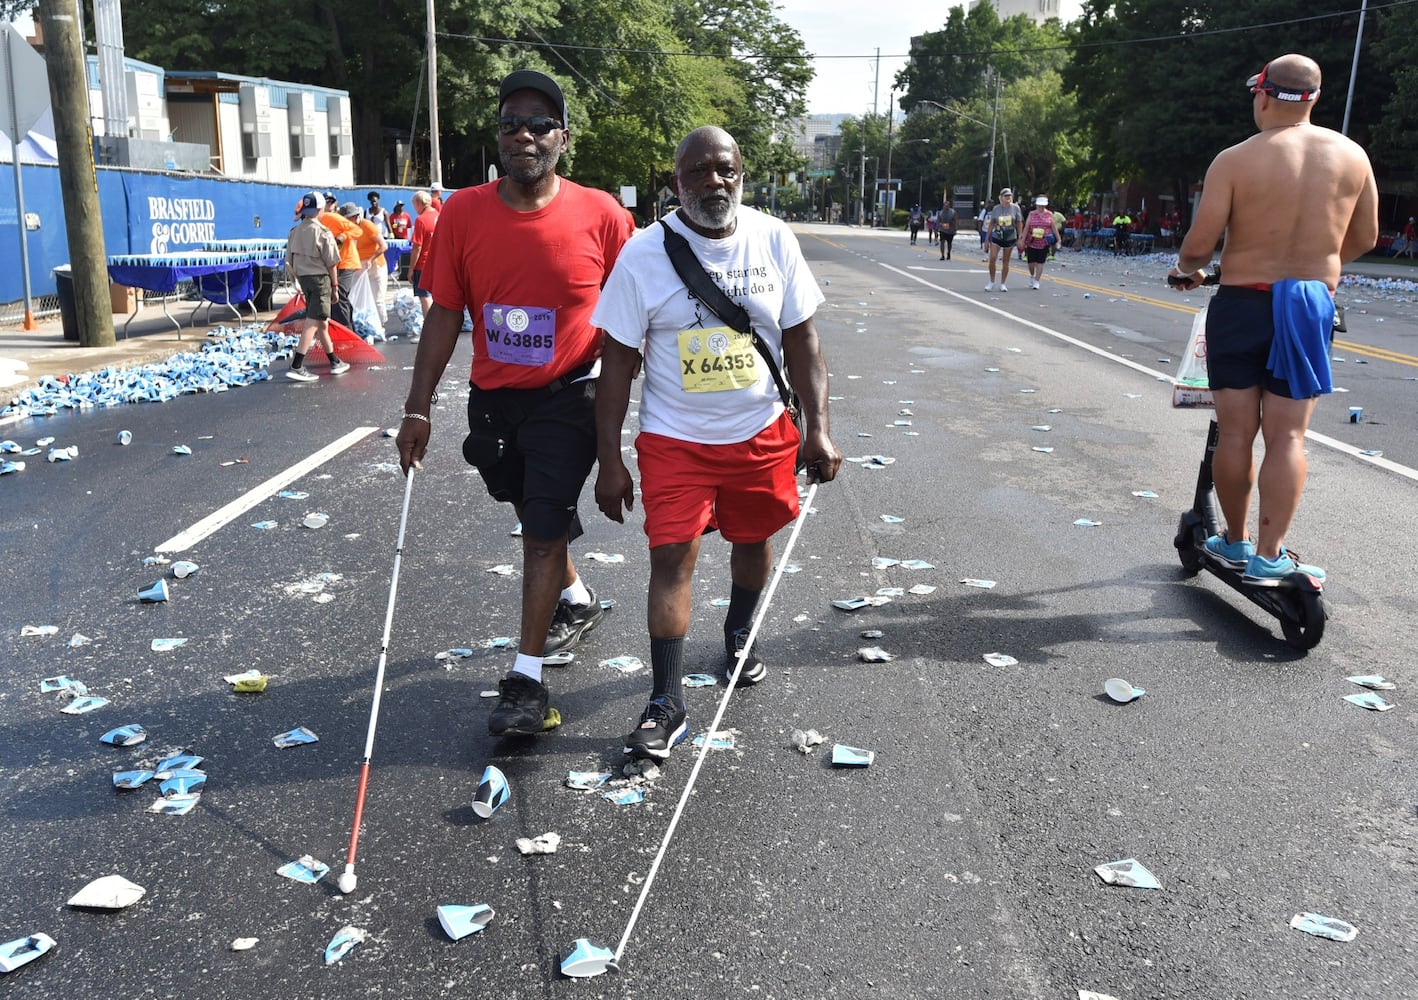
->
[[877, 260, 1418, 485], [155, 425, 380, 553]]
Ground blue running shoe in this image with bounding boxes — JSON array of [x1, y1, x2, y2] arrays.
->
[[1203, 533, 1254, 570], [1242, 549, 1326, 588]]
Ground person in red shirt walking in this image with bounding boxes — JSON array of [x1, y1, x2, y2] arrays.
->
[[408, 191, 439, 323], [396, 70, 635, 738]]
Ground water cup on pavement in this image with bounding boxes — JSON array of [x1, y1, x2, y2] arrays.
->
[[471, 765, 509, 818], [117, 430, 132, 446], [437, 904, 495, 941], [1104, 677, 1144, 703], [1349, 406, 1363, 424], [560, 938, 616, 978]]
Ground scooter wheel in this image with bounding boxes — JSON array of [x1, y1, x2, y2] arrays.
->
[[1175, 514, 1204, 575], [1279, 589, 1326, 650]]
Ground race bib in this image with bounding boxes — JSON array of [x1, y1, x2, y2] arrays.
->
[[678, 326, 759, 392], [483, 303, 555, 366], [1031, 227, 1046, 239]]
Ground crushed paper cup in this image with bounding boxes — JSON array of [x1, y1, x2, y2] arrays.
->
[[230, 937, 259, 951], [171, 561, 199, 579], [602, 787, 645, 806], [47, 445, 78, 462], [599, 655, 644, 673], [23, 625, 59, 637], [272, 726, 318, 748], [858, 646, 895, 663], [61, 696, 109, 715], [1289, 912, 1358, 942], [277, 490, 309, 500], [682, 673, 716, 688], [301, 512, 329, 529], [171, 445, 192, 456], [831, 744, 874, 767], [543, 650, 575, 666], [565, 770, 612, 792], [148, 794, 200, 815], [277, 855, 329, 884], [438, 904, 495, 941], [560, 938, 616, 978], [0, 460, 25, 475], [1346, 675, 1396, 690], [1094, 858, 1161, 890], [693, 731, 736, 750], [323, 926, 368, 965], [40, 675, 84, 693], [150, 638, 187, 651], [1104, 678, 1145, 703], [100, 724, 147, 747], [155, 754, 204, 774], [113, 770, 155, 790], [1343, 691, 1394, 712], [983, 652, 1018, 667], [960, 578, 997, 589], [68, 874, 145, 910], [159, 769, 207, 797], [0, 932, 56, 973]]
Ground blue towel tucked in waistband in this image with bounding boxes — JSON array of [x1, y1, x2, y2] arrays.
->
[[1267, 278, 1334, 398]]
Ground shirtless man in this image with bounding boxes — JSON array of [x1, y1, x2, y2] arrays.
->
[[1171, 53, 1378, 586]]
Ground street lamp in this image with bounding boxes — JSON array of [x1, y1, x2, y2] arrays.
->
[[918, 81, 1002, 202]]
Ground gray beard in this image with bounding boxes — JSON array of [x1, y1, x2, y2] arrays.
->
[[501, 146, 559, 185], [680, 186, 740, 231]]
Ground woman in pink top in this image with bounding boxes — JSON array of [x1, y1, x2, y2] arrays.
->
[[1023, 196, 1062, 290]]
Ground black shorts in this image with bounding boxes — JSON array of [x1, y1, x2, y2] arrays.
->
[[1205, 286, 1299, 398], [1024, 246, 1049, 264], [464, 377, 597, 541]]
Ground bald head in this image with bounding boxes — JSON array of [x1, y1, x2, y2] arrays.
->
[[675, 126, 739, 169], [1264, 54, 1321, 94]]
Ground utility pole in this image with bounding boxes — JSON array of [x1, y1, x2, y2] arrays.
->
[[884, 86, 894, 226], [1341, 0, 1368, 136], [39, 0, 113, 347], [987, 71, 1000, 201], [425, 0, 441, 185]]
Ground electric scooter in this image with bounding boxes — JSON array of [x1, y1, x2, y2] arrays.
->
[[1167, 270, 1327, 650]]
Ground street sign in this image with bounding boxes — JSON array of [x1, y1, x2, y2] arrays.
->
[[1, 24, 51, 143], [807, 169, 833, 179]]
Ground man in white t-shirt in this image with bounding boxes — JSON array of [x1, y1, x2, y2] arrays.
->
[[592, 126, 842, 760]]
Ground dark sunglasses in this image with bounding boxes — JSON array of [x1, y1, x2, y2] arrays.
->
[[497, 115, 563, 136]]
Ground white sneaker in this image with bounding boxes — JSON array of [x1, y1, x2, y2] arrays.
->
[[984, 282, 994, 291], [999, 284, 1008, 293], [1031, 279, 1040, 290], [329, 360, 351, 376], [285, 367, 318, 383]]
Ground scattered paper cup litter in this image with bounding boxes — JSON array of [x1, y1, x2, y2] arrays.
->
[[1104, 677, 1145, 703]]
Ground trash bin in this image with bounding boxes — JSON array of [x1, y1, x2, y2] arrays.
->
[[254, 266, 279, 312], [53, 265, 79, 341]]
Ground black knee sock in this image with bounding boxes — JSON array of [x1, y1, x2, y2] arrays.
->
[[723, 582, 761, 640], [291, 351, 307, 370], [328, 352, 342, 365], [650, 636, 685, 703]]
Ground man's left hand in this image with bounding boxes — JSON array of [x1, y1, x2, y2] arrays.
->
[[801, 430, 842, 483]]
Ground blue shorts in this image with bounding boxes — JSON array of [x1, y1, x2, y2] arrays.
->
[[1206, 286, 1303, 399]]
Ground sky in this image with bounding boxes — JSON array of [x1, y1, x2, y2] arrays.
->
[[775, 0, 1085, 117]]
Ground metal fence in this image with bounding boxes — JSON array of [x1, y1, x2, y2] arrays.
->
[[0, 294, 62, 328]]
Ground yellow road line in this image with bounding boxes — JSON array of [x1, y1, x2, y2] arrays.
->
[[1046, 274, 1198, 314], [1333, 339, 1418, 368]]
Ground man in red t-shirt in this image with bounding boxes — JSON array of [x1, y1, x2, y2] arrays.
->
[[397, 69, 635, 738], [388, 201, 412, 240], [408, 191, 439, 322]]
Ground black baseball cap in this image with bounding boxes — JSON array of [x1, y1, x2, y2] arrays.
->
[[499, 69, 568, 127]]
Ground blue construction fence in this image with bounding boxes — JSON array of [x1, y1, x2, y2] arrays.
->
[[0, 164, 422, 303]]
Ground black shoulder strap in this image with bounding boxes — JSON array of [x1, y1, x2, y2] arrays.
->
[[658, 220, 794, 409]]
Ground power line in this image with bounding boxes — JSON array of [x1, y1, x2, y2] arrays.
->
[[437, 0, 1416, 63]]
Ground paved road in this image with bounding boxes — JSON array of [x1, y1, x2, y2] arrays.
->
[[2, 226, 1415, 999]]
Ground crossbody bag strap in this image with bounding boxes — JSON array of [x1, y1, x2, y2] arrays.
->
[[658, 220, 795, 409]]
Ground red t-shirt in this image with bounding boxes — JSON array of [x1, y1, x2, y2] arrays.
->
[[389, 211, 412, 240], [429, 178, 634, 390], [411, 207, 439, 273]]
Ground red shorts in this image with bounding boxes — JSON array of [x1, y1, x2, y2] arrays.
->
[[636, 410, 801, 548]]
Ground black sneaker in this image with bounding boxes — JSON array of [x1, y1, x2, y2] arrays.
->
[[623, 696, 688, 759], [487, 672, 549, 736], [545, 590, 607, 655], [725, 628, 767, 686]]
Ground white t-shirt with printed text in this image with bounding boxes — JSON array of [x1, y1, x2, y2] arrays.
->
[[592, 208, 824, 445]]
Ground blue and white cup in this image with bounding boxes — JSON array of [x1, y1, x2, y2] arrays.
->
[[1349, 406, 1363, 424], [471, 765, 509, 819], [437, 903, 494, 941], [560, 938, 616, 978]]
